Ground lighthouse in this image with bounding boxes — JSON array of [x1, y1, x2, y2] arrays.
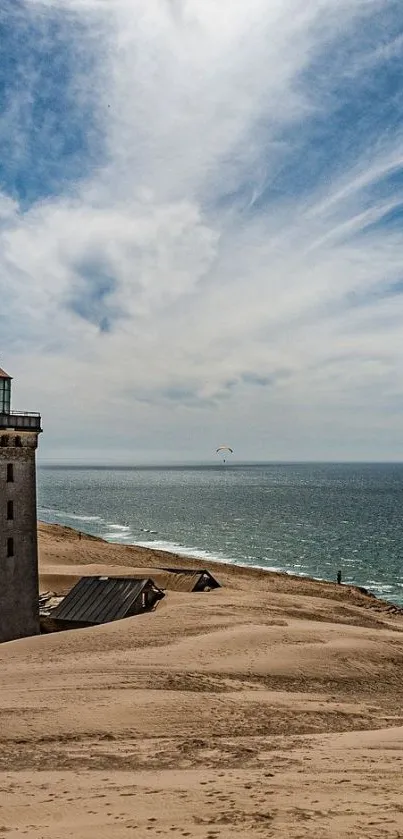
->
[[0, 367, 42, 642]]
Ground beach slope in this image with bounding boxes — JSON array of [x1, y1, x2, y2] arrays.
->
[[1, 522, 403, 838]]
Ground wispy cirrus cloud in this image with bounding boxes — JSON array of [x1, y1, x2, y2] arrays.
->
[[1, 0, 403, 462]]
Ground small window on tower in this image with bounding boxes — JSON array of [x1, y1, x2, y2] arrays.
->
[[0, 436, 9, 447], [7, 500, 13, 520], [6, 464, 13, 482], [15, 436, 22, 447], [7, 537, 14, 557]]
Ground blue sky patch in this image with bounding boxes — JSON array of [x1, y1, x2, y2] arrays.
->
[[0, 0, 104, 207]]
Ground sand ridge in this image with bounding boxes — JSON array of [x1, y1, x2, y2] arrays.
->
[[1, 522, 403, 837]]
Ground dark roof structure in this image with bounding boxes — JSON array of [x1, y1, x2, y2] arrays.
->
[[0, 368, 11, 379], [159, 568, 221, 591], [51, 576, 164, 626]]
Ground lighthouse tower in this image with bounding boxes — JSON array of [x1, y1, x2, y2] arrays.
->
[[0, 367, 42, 643]]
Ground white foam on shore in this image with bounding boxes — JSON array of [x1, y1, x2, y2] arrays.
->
[[103, 527, 133, 541], [106, 524, 131, 532], [39, 508, 102, 523], [133, 538, 287, 574], [369, 583, 394, 592], [134, 538, 227, 562]]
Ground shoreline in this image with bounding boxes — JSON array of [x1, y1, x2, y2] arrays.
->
[[38, 520, 403, 615], [38, 508, 403, 606]]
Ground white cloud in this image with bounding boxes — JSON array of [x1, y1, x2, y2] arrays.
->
[[1, 0, 403, 462]]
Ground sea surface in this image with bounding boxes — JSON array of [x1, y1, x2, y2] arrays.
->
[[38, 463, 403, 605]]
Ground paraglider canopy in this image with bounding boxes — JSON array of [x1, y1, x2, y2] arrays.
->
[[216, 445, 233, 464]]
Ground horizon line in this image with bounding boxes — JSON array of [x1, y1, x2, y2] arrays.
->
[[38, 459, 403, 469]]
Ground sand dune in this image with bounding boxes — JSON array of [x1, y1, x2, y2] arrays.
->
[[39, 564, 214, 596], [1, 522, 403, 837]]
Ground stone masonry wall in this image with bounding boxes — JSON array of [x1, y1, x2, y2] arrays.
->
[[0, 429, 40, 642]]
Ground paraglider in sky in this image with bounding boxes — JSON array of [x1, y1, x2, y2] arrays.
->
[[216, 445, 233, 464]]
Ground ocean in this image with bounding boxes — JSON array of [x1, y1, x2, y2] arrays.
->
[[38, 463, 403, 605]]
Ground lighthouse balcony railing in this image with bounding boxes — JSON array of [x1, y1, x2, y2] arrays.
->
[[0, 411, 42, 430]]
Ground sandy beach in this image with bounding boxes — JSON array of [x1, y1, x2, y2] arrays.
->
[[1, 522, 403, 838]]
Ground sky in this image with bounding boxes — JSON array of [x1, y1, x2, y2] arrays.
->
[[2, 0, 403, 464]]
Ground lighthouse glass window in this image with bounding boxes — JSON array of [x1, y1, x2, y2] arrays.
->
[[0, 378, 11, 413]]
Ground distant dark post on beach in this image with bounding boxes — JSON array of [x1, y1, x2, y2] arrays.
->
[[337, 570, 342, 585]]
